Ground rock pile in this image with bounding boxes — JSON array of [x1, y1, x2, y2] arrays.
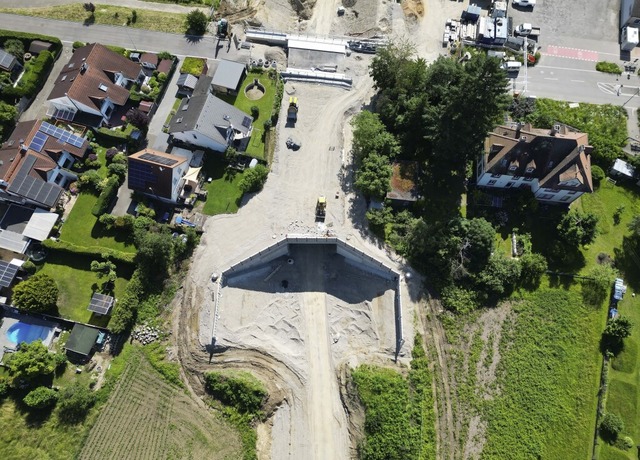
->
[[132, 325, 160, 345]]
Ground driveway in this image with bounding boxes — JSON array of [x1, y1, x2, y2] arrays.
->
[[20, 43, 73, 121], [146, 57, 183, 149]]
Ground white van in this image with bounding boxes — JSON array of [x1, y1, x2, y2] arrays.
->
[[503, 60, 522, 72]]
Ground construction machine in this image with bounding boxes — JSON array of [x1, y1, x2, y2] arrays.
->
[[216, 18, 229, 39], [315, 196, 326, 222], [287, 97, 298, 124]]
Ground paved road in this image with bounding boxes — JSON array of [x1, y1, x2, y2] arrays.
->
[[1, 0, 209, 14], [0, 13, 227, 59]]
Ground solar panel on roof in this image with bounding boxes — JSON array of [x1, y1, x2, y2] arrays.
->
[[241, 116, 252, 128], [139, 152, 178, 166], [29, 132, 48, 153], [39, 121, 85, 149], [0, 260, 18, 288], [88, 292, 114, 315]]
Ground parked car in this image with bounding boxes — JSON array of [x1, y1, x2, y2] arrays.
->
[[512, 0, 536, 7]]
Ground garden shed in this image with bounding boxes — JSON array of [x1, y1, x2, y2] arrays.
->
[[64, 324, 100, 360]]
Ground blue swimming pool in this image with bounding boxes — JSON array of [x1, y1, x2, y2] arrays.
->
[[6, 321, 53, 346]]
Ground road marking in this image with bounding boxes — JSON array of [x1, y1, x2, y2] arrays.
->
[[544, 77, 558, 80], [571, 80, 585, 83], [545, 45, 599, 62], [536, 65, 600, 74]]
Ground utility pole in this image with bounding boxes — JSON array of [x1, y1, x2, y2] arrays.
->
[[523, 41, 528, 95]]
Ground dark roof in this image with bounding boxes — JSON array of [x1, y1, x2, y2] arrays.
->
[[484, 123, 593, 194], [7, 155, 63, 208], [88, 292, 114, 315], [140, 52, 158, 66], [168, 76, 252, 145], [0, 260, 18, 288], [157, 59, 173, 74], [65, 324, 100, 356], [128, 148, 186, 199], [28, 40, 53, 55], [48, 43, 142, 110], [211, 60, 246, 91], [0, 49, 16, 72], [0, 121, 35, 181]]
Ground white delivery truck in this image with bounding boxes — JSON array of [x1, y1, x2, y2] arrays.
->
[[621, 26, 639, 51]]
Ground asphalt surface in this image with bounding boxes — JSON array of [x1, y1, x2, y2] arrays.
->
[[0, 13, 225, 59]]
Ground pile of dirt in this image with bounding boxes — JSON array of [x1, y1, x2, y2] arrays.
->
[[402, 0, 424, 20]]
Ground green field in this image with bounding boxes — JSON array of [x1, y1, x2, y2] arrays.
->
[[201, 156, 246, 215], [59, 193, 135, 253], [481, 285, 605, 459], [0, 4, 188, 34], [37, 251, 132, 325]]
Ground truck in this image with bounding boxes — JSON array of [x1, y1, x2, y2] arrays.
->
[[315, 196, 326, 222], [514, 23, 540, 37], [621, 26, 640, 51], [287, 97, 298, 124]]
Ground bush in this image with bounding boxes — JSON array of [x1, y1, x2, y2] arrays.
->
[[57, 384, 96, 423], [3, 39, 24, 59], [600, 412, 624, 442], [0, 378, 8, 398], [72, 41, 86, 50], [91, 176, 120, 217], [105, 148, 118, 162], [107, 162, 127, 179], [591, 165, 605, 186], [3, 50, 54, 99], [109, 270, 143, 334], [13, 273, 58, 313], [23, 386, 58, 410], [238, 164, 269, 193], [596, 61, 622, 74], [250, 105, 259, 119], [21, 260, 36, 275], [204, 371, 267, 415], [77, 169, 101, 192]]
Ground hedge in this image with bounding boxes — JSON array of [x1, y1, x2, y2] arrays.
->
[[0, 30, 62, 56], [41, 238, 136, 265], [2, 51, 54, 99], [92, 176, 119, 217], [109, 270, 144, 334]]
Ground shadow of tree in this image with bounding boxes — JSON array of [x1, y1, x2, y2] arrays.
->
[[83, 13, 95, 27]]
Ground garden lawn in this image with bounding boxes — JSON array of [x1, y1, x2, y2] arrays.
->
[[220, 70, 277, 160], [0, 5, 187, 34], [59, 193, 135, 253], [201, 156, 246, 215], [38, 251, 131, 326], [481, 284, 605, 460]]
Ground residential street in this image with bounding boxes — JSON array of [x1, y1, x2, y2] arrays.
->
[[0, 13, 223, 59]]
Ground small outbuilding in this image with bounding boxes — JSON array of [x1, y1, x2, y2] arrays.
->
[[64, 324, 100, 361], [211, 59, 247, 94], [610, 158, 636, 179]]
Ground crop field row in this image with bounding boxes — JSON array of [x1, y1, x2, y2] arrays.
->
[[78, 348, 241, 460]]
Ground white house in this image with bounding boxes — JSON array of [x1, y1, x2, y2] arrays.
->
[[477, 122, 593, 205], [168, 76, 253, 152], [46, 43, 144, 127]]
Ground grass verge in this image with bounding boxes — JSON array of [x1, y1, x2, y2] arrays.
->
[[0, 4, 188, 34]]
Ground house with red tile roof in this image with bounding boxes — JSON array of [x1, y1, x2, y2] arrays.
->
[[46, 43, 144, 127], [477, 122, 593, 205], [0, 120, 89, 209]]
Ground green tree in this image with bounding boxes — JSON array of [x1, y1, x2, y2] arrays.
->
[[5, 341, 56, 387], [12, 273, 58, 312], [475, 255, 521, 297], [3, 39, 24, 59], [557, 210, 599, 247], [239, 164, 269, 193], [355, 153, 392, 199], [135, 230, 174, 280], [600, 412, 624, 443], [185, 10, 208, 35], [519, 252, 548, 287], [350, 111, 399, 165], [90, 259, 117, 284], [0, 100, 18, 125], [57, 384, 96, 423], [23, 386, 58, 409], [582, 263, 617, 306], [604, 316, 633, 341], [591, 165, 605, 187]]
